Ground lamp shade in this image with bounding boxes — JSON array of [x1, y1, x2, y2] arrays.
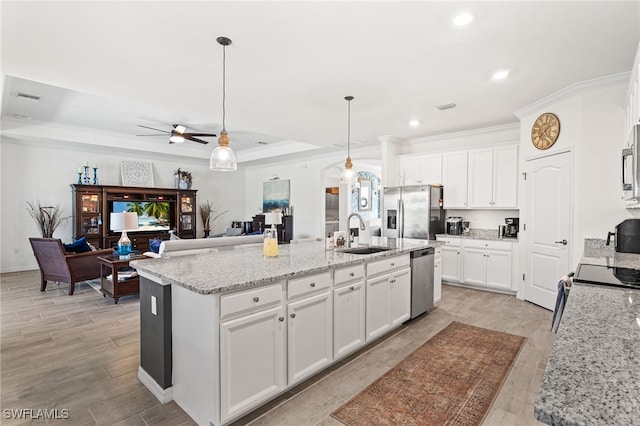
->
[[265, 212, 282, 226], [110, 212, 138, 231]]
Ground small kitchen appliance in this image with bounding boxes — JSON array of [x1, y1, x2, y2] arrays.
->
[[606, 218, 640, 254], [504, 217, 519, 238], [446, 217, 463, 235]]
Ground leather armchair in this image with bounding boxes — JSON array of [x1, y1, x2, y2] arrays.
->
[[29, 238, 113, 295]]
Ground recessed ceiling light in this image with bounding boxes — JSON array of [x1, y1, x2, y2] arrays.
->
[[492, 69, 510, 80], [453, 13, 473, 26], [409, 120, 420, 127]]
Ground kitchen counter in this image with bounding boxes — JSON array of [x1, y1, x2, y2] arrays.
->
[[436, 228, 518, 241], [534, 240, 640, 425], [132, 237, 440, 295]]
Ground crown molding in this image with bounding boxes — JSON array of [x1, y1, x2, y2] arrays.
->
[[406, 122, 520, 145], [514, 72, 630, 119]]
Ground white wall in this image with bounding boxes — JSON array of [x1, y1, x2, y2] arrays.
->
[[516, 74, 639, 268], [244, 145, 381, 239], [0, 137, 245, 272]]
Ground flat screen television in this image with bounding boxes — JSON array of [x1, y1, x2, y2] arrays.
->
[[111, 201, 172, 232]]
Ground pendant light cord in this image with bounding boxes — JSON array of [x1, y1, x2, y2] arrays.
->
[[347, 98, 351, 158], [222, 44, 226, 132]]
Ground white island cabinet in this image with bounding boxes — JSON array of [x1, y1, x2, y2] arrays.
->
[[333, 264, 366, 360], [286, 271, 333, 386], [366, 254, 411, 341], [135, 239, 440, 426]]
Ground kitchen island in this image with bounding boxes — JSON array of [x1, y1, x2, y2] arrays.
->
[[534, 241, 640, 425], [132, 238, 440, 426]]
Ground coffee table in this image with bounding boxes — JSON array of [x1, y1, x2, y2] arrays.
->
[[98, 254, 148, 303]]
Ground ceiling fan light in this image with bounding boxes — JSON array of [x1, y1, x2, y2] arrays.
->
[[169, 134, 185, 143], [174, 125, 186, 134]]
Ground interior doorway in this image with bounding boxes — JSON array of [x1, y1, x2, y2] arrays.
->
[[325, 187, 340, 237], [523, 150, 573, 310]]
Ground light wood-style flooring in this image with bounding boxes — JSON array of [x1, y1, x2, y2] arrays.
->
[[1, 270, 553, 425]]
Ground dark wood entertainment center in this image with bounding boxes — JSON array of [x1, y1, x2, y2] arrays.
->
[[71, 184, 197, 252]]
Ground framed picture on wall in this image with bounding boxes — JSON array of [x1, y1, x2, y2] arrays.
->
[[121, 160, 155, 187], [263, 179, 290, 213]]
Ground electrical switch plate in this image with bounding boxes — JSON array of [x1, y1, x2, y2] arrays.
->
[[151, 295, 157, 316]]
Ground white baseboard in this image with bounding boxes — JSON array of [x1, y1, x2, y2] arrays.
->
[[138, 366, 173, 403]]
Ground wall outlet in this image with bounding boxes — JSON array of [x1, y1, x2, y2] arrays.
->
[[151, 295, 157, 316]]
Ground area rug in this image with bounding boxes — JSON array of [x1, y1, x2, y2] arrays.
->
[[331, 321, 526, 426]]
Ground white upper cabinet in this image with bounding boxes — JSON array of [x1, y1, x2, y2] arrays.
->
[[442, 151, 468, 208], [467, 145, 518, 209], [399, 153, 442, 186]]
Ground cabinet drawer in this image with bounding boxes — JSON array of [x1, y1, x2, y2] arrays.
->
[[288, 271, 332, 300], [334, 264, 365, 286], [367, 254, 410, 277], [463, 239, 512, 251], [436, 237, 462, 247], [220, 283, 284, 321]]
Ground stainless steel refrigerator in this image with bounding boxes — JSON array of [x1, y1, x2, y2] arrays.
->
[[383, 185, 445, 239]]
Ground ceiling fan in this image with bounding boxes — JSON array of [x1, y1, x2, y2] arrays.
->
[[136, 124, 216, 145]]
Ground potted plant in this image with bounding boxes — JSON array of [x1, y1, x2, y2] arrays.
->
[[199, 201, 228, 238], [26, 201, 69, 238], [175, 168, 193, 190]]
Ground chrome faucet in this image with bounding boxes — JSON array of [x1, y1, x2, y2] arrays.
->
[[346, 213, 367, 248]]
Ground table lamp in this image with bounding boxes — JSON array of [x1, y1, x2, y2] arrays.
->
[[263, 212, 282, 257], [110, 212, 138, 257]]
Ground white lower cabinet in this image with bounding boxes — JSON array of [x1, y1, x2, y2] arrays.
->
[[437, 237, 462, 282], [287, 291, 333, 385], [333, 265, 366, 360], [287, 272, 333, 386], [434, 247, 442, 303], [220, 305, 286, 424], [462, 239, 513, 290], [366, 254, 411, 342]]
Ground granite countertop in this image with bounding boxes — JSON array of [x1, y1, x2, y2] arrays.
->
[[534, 238, 640, 425], [131, 237, 440, 295], [436, 228, 519, 242]]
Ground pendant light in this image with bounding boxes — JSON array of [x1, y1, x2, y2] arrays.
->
[[340, 96, 355, 184], [210, 36, 238, 171]]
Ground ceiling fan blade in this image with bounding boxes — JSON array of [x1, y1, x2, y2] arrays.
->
[[185, 135, 210, 145], [137, 125, 169, 133], [136, 134, 167, 137], [185, 133, 217, 137]]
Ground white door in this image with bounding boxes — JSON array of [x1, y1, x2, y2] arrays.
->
[[434, 248, 442, 303], [462, 248, 486, 285], [467, 148, 494, 208], [524, 151, 572, 310], [220, 306, 286, 423], [440, 245, 462, 282], [442, 151, 468, 208], [366, 275, 390, 341], [388, 268, 411, 327], [287, 291, 333, 385], [485, 250, 512, 289], [333, 281, 366, 359]]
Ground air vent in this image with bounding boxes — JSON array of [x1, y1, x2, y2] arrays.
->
[[434, 103, 456, 111], [255, 141, 268, 145], [17, 92, 41, 101]]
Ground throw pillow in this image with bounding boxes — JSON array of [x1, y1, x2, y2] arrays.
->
[[63, 237, 92, 254], [149, 238, 163, 254]]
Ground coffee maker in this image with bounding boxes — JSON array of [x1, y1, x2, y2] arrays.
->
[[504, 218, 519, 238]]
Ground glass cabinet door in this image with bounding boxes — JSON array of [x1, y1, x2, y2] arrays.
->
[[81, 194, 100, 213]]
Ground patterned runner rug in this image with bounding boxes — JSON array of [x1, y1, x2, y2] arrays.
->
[[331, 321, 526, 426]]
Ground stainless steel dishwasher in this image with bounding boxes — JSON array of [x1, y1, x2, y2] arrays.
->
[[410, 247, 435, 319]]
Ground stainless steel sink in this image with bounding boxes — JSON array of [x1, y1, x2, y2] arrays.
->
[[342, 246, 391, 255]]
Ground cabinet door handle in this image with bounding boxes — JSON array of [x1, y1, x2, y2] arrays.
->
[[279, 317, 284, 322], [349, 286, 354, 291], [310, 282, 315, 287], [349, 272, 355, 277], [390, 262, 395, 266], [290, 313, 296, 319], [253, 297, 259, 303]]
